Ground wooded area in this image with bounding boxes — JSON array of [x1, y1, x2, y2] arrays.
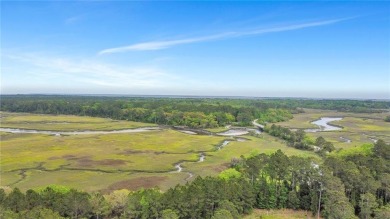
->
[[0, 96, 296, 128], [1, 96, 388, 128]]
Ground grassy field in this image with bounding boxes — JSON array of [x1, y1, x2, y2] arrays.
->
[[273, 109, 390, 150], [2, 109, 387, 192], [0, 112, 316, 192], [244, 209, 321, 219], [0, 112, 156, 131]]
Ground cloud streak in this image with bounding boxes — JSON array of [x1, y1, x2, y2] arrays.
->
[[3, 53, 176, 89], [99, 18, 351, 55]]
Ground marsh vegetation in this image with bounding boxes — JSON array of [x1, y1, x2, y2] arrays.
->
[[0, 96, 389, 218]]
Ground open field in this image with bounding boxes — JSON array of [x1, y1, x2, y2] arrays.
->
[[244, 209, 321, 219], [0, 112, 316, 192], [0, 112, 156, 131], [274, 109, 390, 150]]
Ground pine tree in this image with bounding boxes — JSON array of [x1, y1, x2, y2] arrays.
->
[[4, 188, 26, 213]]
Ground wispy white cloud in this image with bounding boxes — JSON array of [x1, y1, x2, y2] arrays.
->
[[3, 53, 177, 89], [98, 17, 352, 55], [98, 32, 233, 54]]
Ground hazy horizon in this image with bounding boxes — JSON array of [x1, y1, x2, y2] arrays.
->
[[1, 93, 389, 101], [2, 1, 389, 99]]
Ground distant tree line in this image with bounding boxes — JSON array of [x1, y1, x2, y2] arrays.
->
[[2, 96, 388, 129], [1, 140, 389, 219], [255, 99, 390, 113], [0, 95, 295, 128]]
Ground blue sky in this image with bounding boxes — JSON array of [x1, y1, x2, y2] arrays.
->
[[1, 1, 389, 99]]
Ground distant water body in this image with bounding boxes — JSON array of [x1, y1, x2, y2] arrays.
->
[[305, 117, 343, 132]]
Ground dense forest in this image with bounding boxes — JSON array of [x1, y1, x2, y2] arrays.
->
[[1, 95, 389, 128], [1, 140, 389, 219]]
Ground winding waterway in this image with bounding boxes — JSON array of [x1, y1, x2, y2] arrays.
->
[[218, 140, 230, 150], [339, 136, 352, 143], [172, 152, 206, 181], [0, 127, 160, 135], [198, 153, 205, 162], [305, 117, 343, 132], [217, 129, 249, 136]]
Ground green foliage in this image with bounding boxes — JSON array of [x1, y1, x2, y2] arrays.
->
[[104, 189, 130, 217], [267, 184, 277, 209], [257, 108, 293, 124], [314, 136, 335, 156], [126, 188, 162, 219], [359, 193, 379, 219], [287, 191, 300, 210], [267, 149, 290, 181], [63, 189, 91, 219], [35, 185, 71, 194], [89, 192, 110, 219], [4, 188, 26, 212], [20, 206, 65, 219], [161, 209, 179, 219], [322, 173, 357, 219], [335, 143, 374, 157], [212, 209, 234, 219], [373, 139, 390, 160], [298, 183, 311, 210], [217, 200, 240, 219], [374, 205, 390, 218], [0, 207, 19, 219], [0, 205, 66, 219], [0, 189, 6, 203], [278, 184, 288, 209], [26, 189, 42, 210], [219, 168, 242, 180], [265, 124, 311, 150]]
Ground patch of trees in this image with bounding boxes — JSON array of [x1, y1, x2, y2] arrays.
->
[[323, 139, 390, 218], [313, 136, 335, 156], [264, 125, 335, 155], [256, 109, 293, 124], [385, 116, 390, 122], [1, 141, 389, 218], [0, 178, 254, 219], [264, 124, 311, 150]]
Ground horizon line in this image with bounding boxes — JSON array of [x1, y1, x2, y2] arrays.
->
[[1, 93, 388, 101]]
